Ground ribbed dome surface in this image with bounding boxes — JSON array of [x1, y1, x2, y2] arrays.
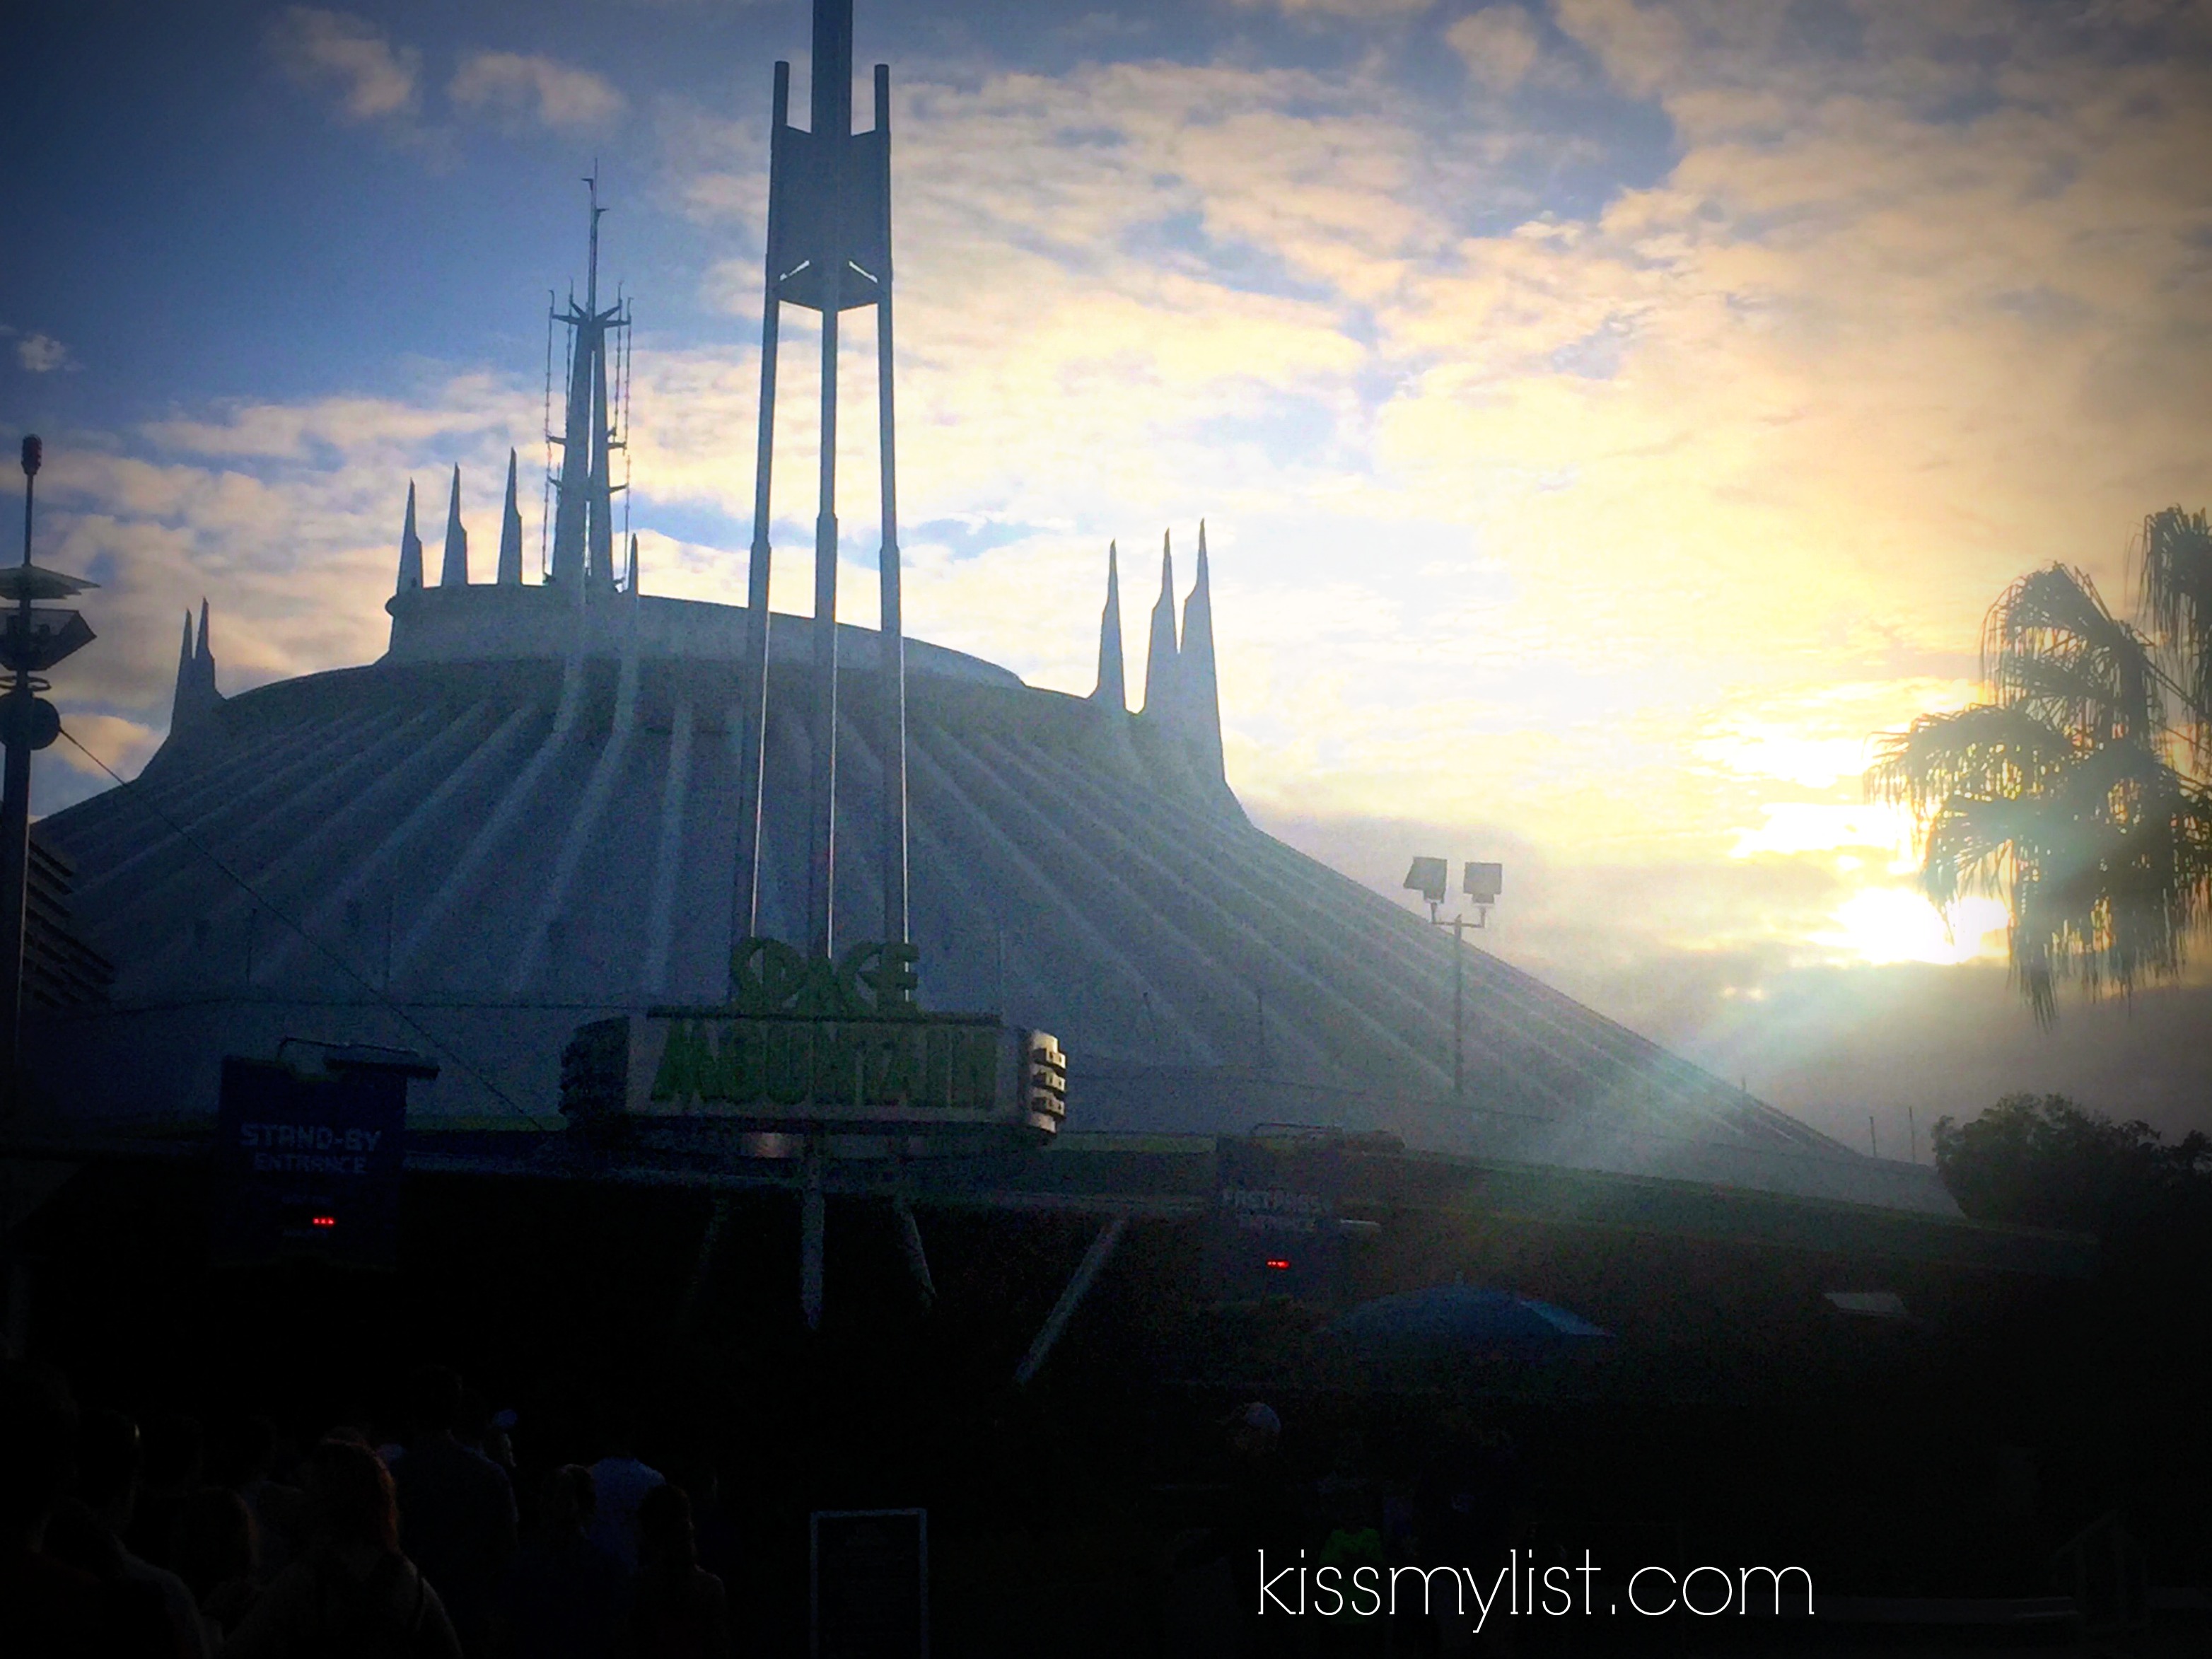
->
[[35, 594, 1951, 1215]]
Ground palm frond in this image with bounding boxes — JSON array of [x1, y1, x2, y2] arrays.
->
[[1985, 564, 2162, 749], [2006, 752, 2212, 1016], [1865, 703, 2079, 820], [2139, 506, 2212, 758], [1866, 682, 2212, 1026], [1919, 794, 2037, 909]]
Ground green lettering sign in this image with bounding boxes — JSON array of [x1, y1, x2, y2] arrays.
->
[[630, 938, 1061, 1131], [730, 936, 922, 1018], [648, 1014, 1006, 1114]]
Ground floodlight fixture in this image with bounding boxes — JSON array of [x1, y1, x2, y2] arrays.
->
[[1405, 851, 1506, 1105], [1404, 856, 1448, 909]]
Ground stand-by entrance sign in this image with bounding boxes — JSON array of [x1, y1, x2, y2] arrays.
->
[[212, 1050, 427, 1268]]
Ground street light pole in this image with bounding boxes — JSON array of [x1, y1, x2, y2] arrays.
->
[[1404, 857, 1503, 1107], [1423, 907, 1476, 1101], [1449, 913, 1467, 1101]]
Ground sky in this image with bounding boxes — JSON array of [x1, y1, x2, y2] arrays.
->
[[6, 0, 2211, 1151]]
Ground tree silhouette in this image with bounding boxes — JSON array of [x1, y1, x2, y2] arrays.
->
[[1932, 1092, 2212, 1233], [1867, 509, 2212, 1023]]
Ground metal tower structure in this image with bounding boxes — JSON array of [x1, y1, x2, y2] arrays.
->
[[1, 436, 98, 1112], [547, 174, 631, 601], [731, 0, 908, 968]]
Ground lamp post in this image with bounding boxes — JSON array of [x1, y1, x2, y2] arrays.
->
[[0, 436, 98, 1115], [1402, 857, 1503, 1102]]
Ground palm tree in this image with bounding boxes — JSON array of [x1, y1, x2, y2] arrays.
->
[[1867, 508, 2212, 1023]]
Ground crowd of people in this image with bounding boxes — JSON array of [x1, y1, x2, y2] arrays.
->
[[1, 1354, 740, 1658], [5, 1320, 1546, 1659]]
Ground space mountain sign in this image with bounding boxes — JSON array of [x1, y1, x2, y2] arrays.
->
[[560, 938, 1067, 1148]]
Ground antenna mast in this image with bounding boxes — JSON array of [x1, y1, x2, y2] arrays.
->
[[547, 171, 631, 600]]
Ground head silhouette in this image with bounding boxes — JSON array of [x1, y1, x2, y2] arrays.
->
[[308, 1436, 397, 1555], [543, 1464, 595, 1536], [404, 1365, 463, 1438]]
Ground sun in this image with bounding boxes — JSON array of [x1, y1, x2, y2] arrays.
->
[[1815, 888, 2010, 967]]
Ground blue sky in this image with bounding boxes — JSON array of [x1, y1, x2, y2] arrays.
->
[[7, 0, 2212, 1144]]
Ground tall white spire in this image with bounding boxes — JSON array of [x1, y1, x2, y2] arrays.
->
[[1180, 518, 1224, 781], [1142, 529, 1178, 716], [496, 449, 524, 585], [395, 482, 424, 593], [440, 465, 469, 586], [1091, 540, 1126, 709]]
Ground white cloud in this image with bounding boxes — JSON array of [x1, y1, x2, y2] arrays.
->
[[266, 8, 420, 123], [13, 332, 74, 373], [1229, 0, 1433, 15], [1728, 803, 1912, 862], [450, 52, 627, 133], [40, 2, 2212, 1038], [49, 713, 159, 798], [1448, 6, 1546, 92], [33, 375, 539, 735]]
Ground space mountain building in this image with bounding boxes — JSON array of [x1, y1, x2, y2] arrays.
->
[[33, 508, 1952, 1218], [22, 0, 1979, 1261]]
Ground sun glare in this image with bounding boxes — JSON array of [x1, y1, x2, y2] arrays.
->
[[1815, 888, 2009, 967]]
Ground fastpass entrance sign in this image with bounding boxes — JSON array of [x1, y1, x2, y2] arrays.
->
[[560, 938, 1067, 1148]]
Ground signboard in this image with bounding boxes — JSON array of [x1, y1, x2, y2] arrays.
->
[[211, 1056, 407, 1269], [811, 1508, 927, 1659], [561, 938, 1066, 1146], [1209, 1131, 1346, 1302]]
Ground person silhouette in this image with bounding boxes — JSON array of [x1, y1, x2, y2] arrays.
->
[[216, 1436, 460, 1658], [390, 1366, 516, 1653], [628, 1484, 731, 1659], [497, 1464, 629, 1659]]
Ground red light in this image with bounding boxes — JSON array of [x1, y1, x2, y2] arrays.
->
[[1265, 1257, 1291, 1271], [311, 1215, 337, 1229]]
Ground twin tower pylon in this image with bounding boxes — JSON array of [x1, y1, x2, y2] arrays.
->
[[731, 0, 907, 967]]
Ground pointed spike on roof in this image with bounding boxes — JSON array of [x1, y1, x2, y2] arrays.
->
[[170, 610, 197, 729], [170, 598, 223, 738], [1090, 540, 1127, 709], [1180, 520, 1225, 781], [171, 612, 197, 734], [440, 465, 469, 586], [496, 449, 524, 585], [1142, 528, 1180, 716], [397, 482, 424, 594], [626, 532, 640, 600]]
